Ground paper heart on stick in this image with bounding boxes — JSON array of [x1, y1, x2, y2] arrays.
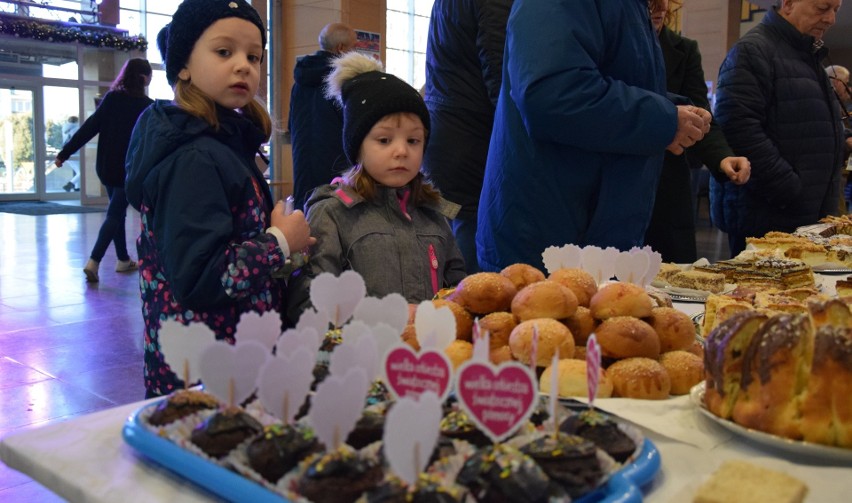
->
[[384, 345, 452, 402], [296, 307, 331, 337], [614, 250, 649, 285], [414, 301, 455, 351], [352, 294, 408, 335], [159, 319, 216, 387], [257, 346, 314, 423], [541, 244, 582, 275], [308, 367, 370, 450], [330, 334, 378, 380], [371, 323, 403, 363], [383, 392, 442, 485], [275, 326, 321, 359], [310, 271, 366, 327], [235, 311, 281, 352], [198, 340, 269, 406], [639, 247, 662, 287], [455, 360, 537, 443]]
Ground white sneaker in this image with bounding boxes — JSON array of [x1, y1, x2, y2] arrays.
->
[[84, 259, 100, 283], [115, 259, 138, 273]]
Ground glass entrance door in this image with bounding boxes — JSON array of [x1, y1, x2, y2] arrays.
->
[[0, 87, 36, 197]]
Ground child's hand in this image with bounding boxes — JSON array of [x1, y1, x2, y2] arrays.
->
[[271, 201, 316, 252]]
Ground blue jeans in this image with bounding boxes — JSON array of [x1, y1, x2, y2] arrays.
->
[[90, 185, 130, 262], [452, 214, 480, 274]]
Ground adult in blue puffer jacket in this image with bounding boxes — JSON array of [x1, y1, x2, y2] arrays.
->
[[711, 1, 846, 256], [476, 0, 710, 273]]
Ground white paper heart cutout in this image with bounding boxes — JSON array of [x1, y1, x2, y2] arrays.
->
[[541, 244, 582, 275], [256, 346, 315, 423], [341, 320, 371, 344], [330, 334, 378, 380], [383, 391, 442, 485], [414, 301, 455, 351], [352, 294, 408, 334], [198, 340, 269, 406], [235, 311, 281, 351], [639, 246, 662, 287], [159, 319, 216, 387], [309, 367, 370, 450], [296, 307, 331, 337], [582, 246, 618, 285], [275, 326, 321, 359], [310, 271, 366, 327], [614, 250, 649, 285], [371, 323, 402, 363], [472, 330, 490, 362]]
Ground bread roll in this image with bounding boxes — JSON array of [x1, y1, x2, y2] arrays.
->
[[489, 345, 514, 365], [511, 280, 578, 321], [444, 340, 473, 370], [646, 307, 695, 352], [572, 346, 587, 361], [539, 359, 613, 398], [401, 324, 419, 351], [562, 306, 597, 346], [432, 298, 474, 341], [509, 318, 575, 366], [658, 350, 703, 395], [686, 339, 705, 360], [595, 316, 660, 359], [607, 357, 671, 399], [450, 272, 517, 314], [479, 312, 517, 349], [548, 268, 598, 307], [500, 263, 546, 291], [589, 282, 653, 320]]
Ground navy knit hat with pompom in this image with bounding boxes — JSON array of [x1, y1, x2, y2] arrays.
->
[[325, 52, 430, 165], [166, 0, 266, 86]]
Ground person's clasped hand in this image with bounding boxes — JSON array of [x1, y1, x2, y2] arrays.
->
[[719, 157, 751, 185], [54, 158, 64, 168], [271, 200, 316, 252], [667, 105, 711, 155]]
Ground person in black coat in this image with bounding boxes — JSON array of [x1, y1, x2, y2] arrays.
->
[[55, 58, 153, 283], [422, 0, 513, 273], [712, 0, 846, 256], [287, 23, 356, 211], [644, 0, 750, 263]]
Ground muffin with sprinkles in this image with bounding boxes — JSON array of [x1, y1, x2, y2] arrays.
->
[[296, 445, 383, 503], [519, 432, 603, 498], [456, 443, 556, 503], [246, 422, 322, 483]]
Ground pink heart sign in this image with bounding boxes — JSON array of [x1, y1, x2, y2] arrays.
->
[[384, 345, 452, 402], [456, 361, 537, 443]]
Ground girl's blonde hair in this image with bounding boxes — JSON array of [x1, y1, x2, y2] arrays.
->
[[174, 79, 272, 136], [649, 0, 682, 28], [341, 111, 440, 206]]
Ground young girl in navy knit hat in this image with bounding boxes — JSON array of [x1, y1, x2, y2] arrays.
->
[[287, 52, 466, 321], [125, 0, 314, 397]]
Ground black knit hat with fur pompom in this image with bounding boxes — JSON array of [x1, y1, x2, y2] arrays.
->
[[325, 52, 430, 165], [166, 0, 266, 86]]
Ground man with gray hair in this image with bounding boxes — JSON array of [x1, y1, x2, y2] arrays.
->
[[288, 23, 357, 211]]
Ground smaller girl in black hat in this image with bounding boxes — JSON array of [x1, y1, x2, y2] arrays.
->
[[125, 0, 315, 397], [287, 52, 466, 321]]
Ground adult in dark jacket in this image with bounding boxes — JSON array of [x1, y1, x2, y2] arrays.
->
[[476, 0, 711, 272], [422, 0, 512, 273], [55, 58, 153, 283], [288, 23, 356, 211], [645, 0, 750, 263], [712, 1, 846, 256]]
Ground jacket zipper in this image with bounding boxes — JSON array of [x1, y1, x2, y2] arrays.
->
[[428, 244, 439, 295]]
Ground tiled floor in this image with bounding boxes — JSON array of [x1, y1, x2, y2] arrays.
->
[[0, 205, 730, 501], [0, 208, 145, 502]]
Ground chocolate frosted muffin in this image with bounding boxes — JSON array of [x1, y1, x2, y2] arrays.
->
[[439, 410, 491, 448], [346, 402, 390, 449], [519, 432, 603, 498], [359, 473, 468, 503], [312, 328, 344, 390], [559, 410, 636, 463], [297, 446, 383, 503], [190, 407, 263, 459], [456, 444, 553, 503], [147, 389, 219, 426], [247, 423, 322, 483]]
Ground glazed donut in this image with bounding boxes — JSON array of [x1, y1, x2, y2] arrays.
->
[[646, 307, 696, 353], [509, 318, 575, 366], [589, 282, 654, 320], [539, 359, 613, 398], [432, 298, 474, 341], [595, 316, 660, 359], [659, 350, 704, 395], [478, 311, 518, 349], [607, 357, 671, 400], [500, 263, 546, 291], [549, 268, 598, 307], [511, 280, 578, 321], [449, 272, 517, 314]]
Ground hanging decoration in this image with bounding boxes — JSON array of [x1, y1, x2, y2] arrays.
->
[[0, 14, 147, 52]]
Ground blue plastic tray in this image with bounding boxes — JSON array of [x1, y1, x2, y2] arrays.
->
[[123, 401, 661, 502]]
